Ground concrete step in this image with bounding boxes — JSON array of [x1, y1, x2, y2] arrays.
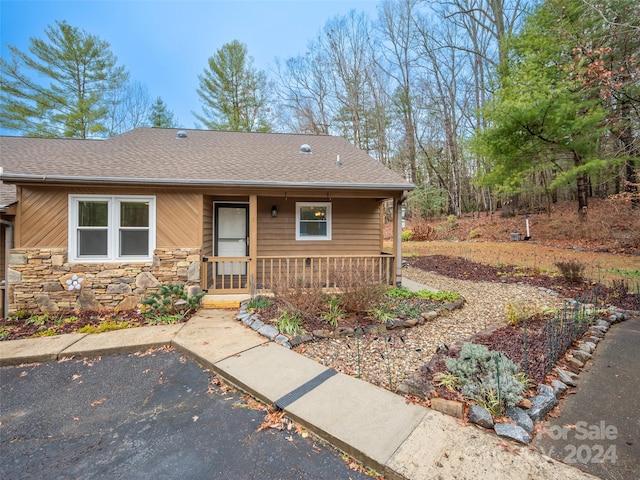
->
[[202, 294, 251, 309]]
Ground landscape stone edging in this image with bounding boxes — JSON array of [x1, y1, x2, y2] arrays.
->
[[235, 297, 637, 445], [235, 297, 466, 348], [431, 304, 637, 444]]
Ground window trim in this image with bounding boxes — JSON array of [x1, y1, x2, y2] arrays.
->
[[68, 195, 156, 262], [295, 202, 332, 241]]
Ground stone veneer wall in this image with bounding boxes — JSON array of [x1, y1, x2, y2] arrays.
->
[[7, 247, 201, 314]]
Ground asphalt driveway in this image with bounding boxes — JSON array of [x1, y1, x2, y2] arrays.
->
[[0, 349, 372, 480], [533, 315, 640, 480]]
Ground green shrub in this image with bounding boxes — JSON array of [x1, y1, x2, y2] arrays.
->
[[386, 286, 460, 303], [321, 297, 344, 328], [413, 289, 461, 302], [0, 326, 11, 340], [276, 309, 306, 336], [247, 295, 272, 310], [147, 313, 185, 325], [368, 305, 395, 323], [386, 286, 414, 299], [401, 229, 414, 242], [25, 314, 50, 326], [434, 372, 459, 392], [8, 310, 29, 321], [141, 283, 205, 317], [444, 342, 527, 416], [55, 315, 79, 325]]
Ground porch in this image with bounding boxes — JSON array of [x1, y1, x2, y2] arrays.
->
[[201, 254, 395, 295]]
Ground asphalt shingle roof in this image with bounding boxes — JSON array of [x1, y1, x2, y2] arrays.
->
[[0, 183, 16, 209], [0, 128, 413, 195]]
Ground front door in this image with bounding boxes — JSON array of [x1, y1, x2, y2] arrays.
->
[[214, 203, 249, 275]]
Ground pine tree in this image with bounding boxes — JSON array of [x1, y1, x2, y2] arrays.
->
[[0, 21, 129, 138], [194, 40, 271, 132], [149, 97, 177, 128]]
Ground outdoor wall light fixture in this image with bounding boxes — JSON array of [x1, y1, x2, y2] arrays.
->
[[271, 205, 278, 217]]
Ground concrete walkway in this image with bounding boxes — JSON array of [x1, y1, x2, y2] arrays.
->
[[0, 310, 596, 480]]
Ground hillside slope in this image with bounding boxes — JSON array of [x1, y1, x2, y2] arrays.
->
[[393, 198, 640, 254]]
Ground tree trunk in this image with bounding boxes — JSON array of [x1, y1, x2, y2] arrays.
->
[[575, 152, 589, 220]]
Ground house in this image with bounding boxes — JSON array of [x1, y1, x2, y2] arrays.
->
[[0, 128, 413, 315]]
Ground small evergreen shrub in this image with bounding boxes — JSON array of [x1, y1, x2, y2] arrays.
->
[[141, 283, 205, 317], [445, 342, 527, 416]]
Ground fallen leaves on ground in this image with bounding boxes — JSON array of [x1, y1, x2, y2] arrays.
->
[[209, 376, 236, 395], [257, 408, 285, 432], [233, 394, 266, 412], [90, 398, 107, 407]]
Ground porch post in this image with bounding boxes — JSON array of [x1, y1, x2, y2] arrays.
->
[[393, 191, 409, 286], [249, 194, 258, 295], [394, 194, 402, 286]]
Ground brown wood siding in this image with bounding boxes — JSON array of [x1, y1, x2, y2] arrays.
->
[[19, 187, 67, 247], [16, 186, 203, 249], [257, 197, 382, 256], [156, 191, 201, 247], [203, 196, 213, 256]]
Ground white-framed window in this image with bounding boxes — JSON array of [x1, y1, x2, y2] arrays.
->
[[68, 195, 156, 262], [296, 202, 331, 241]]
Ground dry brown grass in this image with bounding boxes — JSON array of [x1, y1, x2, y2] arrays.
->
[[399, 240, 640, 287], [388, 198, 640, 287], [395, 198, 640, 251]]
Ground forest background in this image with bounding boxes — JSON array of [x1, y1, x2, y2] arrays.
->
[[1, 0, 638, 221]]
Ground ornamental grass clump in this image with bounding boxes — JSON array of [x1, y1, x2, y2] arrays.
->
[[444, 342, 527, 417]]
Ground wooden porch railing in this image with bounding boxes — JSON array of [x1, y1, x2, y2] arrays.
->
[[202, 256, 250, 294], [202, 254, 395, 294]]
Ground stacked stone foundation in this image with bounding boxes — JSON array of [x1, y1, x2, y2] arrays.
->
[[7, 247, 201, 315]]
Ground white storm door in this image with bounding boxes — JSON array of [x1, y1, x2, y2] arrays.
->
[[215, 204, 248, 275]]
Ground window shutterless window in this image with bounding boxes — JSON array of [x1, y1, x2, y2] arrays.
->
[[295, 202, 331, 240], [69, 196, 155, 261]]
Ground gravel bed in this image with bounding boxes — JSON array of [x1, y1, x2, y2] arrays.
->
[[294, 266, 563, 392]]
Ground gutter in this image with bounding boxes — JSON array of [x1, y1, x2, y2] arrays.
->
[[0, 173, 414, 191]]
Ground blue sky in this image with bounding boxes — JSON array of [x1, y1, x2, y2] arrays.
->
[[0, 0, 378, 129]]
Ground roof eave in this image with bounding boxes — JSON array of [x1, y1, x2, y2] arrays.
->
[[0, 174, 414, 192]]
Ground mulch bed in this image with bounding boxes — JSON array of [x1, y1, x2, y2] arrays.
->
[[0, 309, 192, 342], [406, 255, 639, 401], [408, 255, 639, 310], [253, 296, 444, 335]]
